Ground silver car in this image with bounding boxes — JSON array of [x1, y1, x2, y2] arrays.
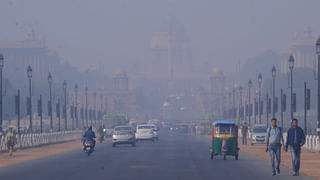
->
[[251, 124, 268, 145], [112, 126, 136, 147]]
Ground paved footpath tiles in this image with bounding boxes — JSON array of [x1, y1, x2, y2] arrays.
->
[[239, 142, 320, 180]]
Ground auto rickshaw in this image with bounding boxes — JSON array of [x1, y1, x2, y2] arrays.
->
[[210, 120, 239, 160]]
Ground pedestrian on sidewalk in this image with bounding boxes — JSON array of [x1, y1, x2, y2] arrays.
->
[[5, 127, 17, 156], [241, 122, 248, 145], [265, 118, 285, 176], [285, 119, 305, 176]]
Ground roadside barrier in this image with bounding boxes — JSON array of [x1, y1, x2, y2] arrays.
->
[[0, 130, 82, 152], [304, 135, 320, 152]]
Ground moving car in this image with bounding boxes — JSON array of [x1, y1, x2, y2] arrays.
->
[[112, 126, 136, 147], [135, 124, 155, 142], [250, 124, 268, 145], [149, 124, 159, 141], [105, 129, 114, 137]]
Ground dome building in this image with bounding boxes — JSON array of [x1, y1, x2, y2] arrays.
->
[[280, 26, 316, 73], [149, 14, 192, 78]]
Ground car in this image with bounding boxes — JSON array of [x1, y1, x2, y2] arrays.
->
[[135, 124, 155, 142], [149, 124, 159, 141], [105, 129, 114, 137], [251, 124, 268, 145], [112, 126, 136, 147]]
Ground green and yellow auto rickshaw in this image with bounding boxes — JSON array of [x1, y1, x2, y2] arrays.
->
[[210, 120, 239, 160]]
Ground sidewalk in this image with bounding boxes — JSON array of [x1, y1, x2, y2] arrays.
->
[[0, 140, 81, 167], [239, 143, 320, 179], [0, 138, 111, 168]]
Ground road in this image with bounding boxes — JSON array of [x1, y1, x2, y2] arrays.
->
[[0, 131, 314, 180]]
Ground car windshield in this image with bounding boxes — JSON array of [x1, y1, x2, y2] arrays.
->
[[115, 127, 131, 131], [137, 126, 152, 129], [253, 127, 267, 133], [215, 124, 235, 134]]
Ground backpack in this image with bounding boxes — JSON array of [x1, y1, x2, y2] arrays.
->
[[267, 127, 282, 137]]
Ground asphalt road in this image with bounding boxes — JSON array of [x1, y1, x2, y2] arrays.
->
[[0, 131, 314, 180]]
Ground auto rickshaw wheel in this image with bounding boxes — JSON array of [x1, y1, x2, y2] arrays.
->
[[223, 153, 226, 160], [210, 152, 214, 160], [235, 153, 239, 160]]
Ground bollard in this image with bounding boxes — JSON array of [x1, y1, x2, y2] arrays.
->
[[312, 136, 317, 151]]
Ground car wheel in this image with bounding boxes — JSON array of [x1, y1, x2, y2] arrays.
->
[[112, 143, 116, 148], [136, 139, 139, 143], [151, 139, 154, 142], [132, 143, 136, 147]]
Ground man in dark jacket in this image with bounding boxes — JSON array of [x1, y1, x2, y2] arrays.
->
[[285, 119, 305, 176], [83, 126, 96, 150]]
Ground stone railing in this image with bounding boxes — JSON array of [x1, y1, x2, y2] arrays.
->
[[304, 135, 320, 152], [243, 131, 320, 152], [0, 130, 82, 152]]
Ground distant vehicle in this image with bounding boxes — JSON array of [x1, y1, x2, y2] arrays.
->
[[105, 129, 114, 137], [135, 124, 155, 142], [149, 124, 159, 141], [250, 124, 268, 145], [112, 126, 136, 147]]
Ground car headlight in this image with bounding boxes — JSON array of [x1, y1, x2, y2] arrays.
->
[[252, 136, 256, 139]]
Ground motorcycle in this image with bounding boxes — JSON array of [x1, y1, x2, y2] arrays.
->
[[84, 140, 94, 156]]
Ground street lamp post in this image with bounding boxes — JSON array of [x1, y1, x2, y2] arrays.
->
[[74, 84, 78, 129], [85, 85, 88, 127], [63, 80, 67, 130], [27, 65, 32, 132], [272, 65, 276, 118], [48, 72, 53, 130], [0, 54, 4, 130], [289, 56, 295, 120], [258, 73, 262, 123], [93, 92, 96, 125], [239, 85, 243, 125], [232, 87, 236, 121], [316, 37, 320, 136], [248, 80, 252, 127]]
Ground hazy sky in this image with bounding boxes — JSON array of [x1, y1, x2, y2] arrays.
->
[[1, 0, 320, 73]]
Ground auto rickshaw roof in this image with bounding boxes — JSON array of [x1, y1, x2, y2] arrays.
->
[[214, 120, 236, 125]]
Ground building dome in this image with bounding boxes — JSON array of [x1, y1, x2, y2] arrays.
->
[[211, 68, 224, 78], [26, 28, 36, 40], [162, 102, 170, 107], [150, 16, 189, 49], [112, 69, 127, 78]]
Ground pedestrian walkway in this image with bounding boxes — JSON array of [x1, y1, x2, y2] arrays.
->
[[0, 140, 81, 167], [0, 138, 111, 167], [239, 143, 320, 179]]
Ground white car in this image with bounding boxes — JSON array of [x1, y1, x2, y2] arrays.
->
[[251, 124, 268, 145], [135, 124, 155, 142], [149, 124, 159, 141]]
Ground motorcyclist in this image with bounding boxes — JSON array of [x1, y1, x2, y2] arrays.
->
[[83, 126, 96, 151]]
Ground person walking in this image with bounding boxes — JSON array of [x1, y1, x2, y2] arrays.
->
[[265, 118, 285, 176], [241, 122, 248, 145], [5, 127, 17, 156], [285, 119, 305, 176]]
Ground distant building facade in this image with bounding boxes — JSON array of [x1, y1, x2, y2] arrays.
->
[[280, 26, 316, 73], [149, 14, 192, 79], [0, 28, 61, 85]]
